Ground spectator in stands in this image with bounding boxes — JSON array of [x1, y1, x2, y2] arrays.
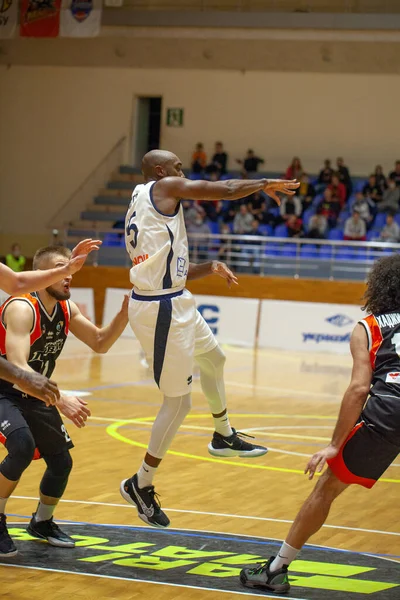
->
[[286, 214, 304, 238], [379, 212, 400, 243], [318, 187, 341, 228], [191, 143, 207, 174], [336, 157, 352, 199], [248, 219, 263, 238], [233, 204, 253, 234], [186, 214, 211, 261], [344, 210, 366, 241], [285, 157, 303, 180], [280, 194, 302, 221], [249, 190, 266, 221], [328, 174, 346, 208], [352, 192, 374, 225], [5, 243, 26, 273], [318, 159, 334, 186], [374, 165, 387, 193], [218, 223, 232, 262], [297, 173, 316, 211], [308, 209, 328, 240], [237, 149, 264, 176], [378, 179, 400, 213], [206, 141, 228, 176], [389, 160, 400, 187], [363, 175, 383, 204], [182, 200, 202, 227]]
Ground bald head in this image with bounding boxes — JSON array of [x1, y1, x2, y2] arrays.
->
[[142, 150, 183, 181]]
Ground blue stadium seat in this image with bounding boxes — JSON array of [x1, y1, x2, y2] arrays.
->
[[302, 208, 315, 232], [319, 245, 333, 259], [103, 233, 122, 247], [258, 224, 273, 236], [395, 214, 400, 227], [300, 244, 318, 258], [281, 243, 296, 257], [265, 243, 280, 256], [188, 173, 204, 181], [373, 213, 387, 230], [328, 228, 344, 241], [335, 246, 353, 260], [367, 230, 379, 241], [274, 224, 288, 238], [355, 179, 368, 193], [208, 221, 220, 235]]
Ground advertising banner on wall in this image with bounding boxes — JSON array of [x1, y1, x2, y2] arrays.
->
[[20, 0, 61, 37], [70, 287, 95, 323], [259, 300, 364, 355], [0, 0, 18, 39], [60, 0, 101, 37], [103, 288, 134, 338]]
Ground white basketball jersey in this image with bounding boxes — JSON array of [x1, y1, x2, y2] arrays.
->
[[125, 181, 189, 293]]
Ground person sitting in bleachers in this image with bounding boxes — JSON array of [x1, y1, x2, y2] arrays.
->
[[389, 160, 400, 187], [379, 212, 400, 243], [233, 204, 253, 234], [236, 149, 264, 177], [378, 179, 400, 213], [308, 209, 328, 240], [248, 190, 266, 222], [206, 141, 228, 177], [318, 159, 334, 187], [6, 244, 26, 273], [285, 157, 303, 180], [318, 187, 341, 228], [191, 143, 207, 174], [363, 175, 383, 205], [374, 165, 387, 193], [182, 199, 203, 228], [344, 210, 366, 241], [336, 157, 352, 199], [186, 214, 211, 261], [280, 194, 302, 222], [286, 214, 304, 238], [352, 192, 374, 226], [328, 174, 346, 208], [297, 173, 316, 212]]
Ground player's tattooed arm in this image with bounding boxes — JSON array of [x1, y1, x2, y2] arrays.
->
[[0, 239, 101, 296], [187, 262, 238, 287], [305, 323, 372, 480], [68, 295, 129, 354], [2, 301, 59, 405]]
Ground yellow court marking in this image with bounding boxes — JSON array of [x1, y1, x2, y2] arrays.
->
[[105, 414, 400, 484]]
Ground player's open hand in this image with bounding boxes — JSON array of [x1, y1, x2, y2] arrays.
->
[[18, 371, 60, 406], [264, 180, 300, 205], [305, 444, 338, 480], [211, 261, 238, 287], [67, 239, 102, 274], [58, 395, 91, 428]]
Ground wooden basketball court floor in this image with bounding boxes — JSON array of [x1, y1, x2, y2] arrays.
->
[[1, 336, 399, 599]]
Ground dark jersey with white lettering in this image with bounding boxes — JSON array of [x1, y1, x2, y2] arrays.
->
[[0, 293, 70, 399], [359, 313, 400, 445]]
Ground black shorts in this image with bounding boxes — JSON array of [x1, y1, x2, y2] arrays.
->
[[327, 417, 399, 488], [0, 394, 73, 458]]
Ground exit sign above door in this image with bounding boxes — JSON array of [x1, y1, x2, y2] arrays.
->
[[166, 108, 184, 127]]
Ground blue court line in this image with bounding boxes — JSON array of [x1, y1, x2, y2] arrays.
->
[[8, 514, 400, 560]]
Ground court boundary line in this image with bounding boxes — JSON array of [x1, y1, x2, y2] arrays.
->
[[11, 496, 400, 537], [0, 563, 308, 600]]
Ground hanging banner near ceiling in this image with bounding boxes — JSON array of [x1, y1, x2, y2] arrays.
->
[[60, 0, 101, 37], [20, 0, 61, 37], [0, 0, 18, 39]]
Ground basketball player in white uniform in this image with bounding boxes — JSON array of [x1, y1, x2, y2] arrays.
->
[[120, 150, 300, 528]]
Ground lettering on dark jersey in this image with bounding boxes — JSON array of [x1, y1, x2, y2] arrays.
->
[[376, 313, 400, 328]]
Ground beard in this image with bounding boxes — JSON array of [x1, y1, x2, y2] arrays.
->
[[46, 285, 71, 301]]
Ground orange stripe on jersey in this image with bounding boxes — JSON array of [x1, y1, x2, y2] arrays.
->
[[0, 294, 41, 356], [59, 300, 70, 335], [363, 314, 383, 369]]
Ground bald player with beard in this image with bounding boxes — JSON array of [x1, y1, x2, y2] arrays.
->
[[120, 150, 300, 528]]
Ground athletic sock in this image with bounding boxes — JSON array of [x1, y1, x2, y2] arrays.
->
[[270, 542, 300, 571], [213, 412, 233, 438], [35, 501, 56, 523], [137, 462, 158, 489], [0, 497, 8, 515]]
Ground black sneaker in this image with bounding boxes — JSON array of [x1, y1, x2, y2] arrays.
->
[[120, 474, 170, 529], [208, 428, 268, 458], [0, 514, 18, 557], [240, 556, 290, 593], [27, 513, 75, 548]]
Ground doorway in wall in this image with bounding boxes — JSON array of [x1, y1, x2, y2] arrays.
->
[[132, 96, 162, 167]]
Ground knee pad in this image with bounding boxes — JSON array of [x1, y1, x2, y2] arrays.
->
[[40, 450, 73, 498], [0, 428, 35, 481]]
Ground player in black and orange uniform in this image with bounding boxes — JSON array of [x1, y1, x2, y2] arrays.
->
[[0, 238, 100, 404], [240, 255, 400, 594], [0, 245, 128, 557]]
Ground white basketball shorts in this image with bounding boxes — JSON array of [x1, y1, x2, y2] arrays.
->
[[128, 288, 217, 397]]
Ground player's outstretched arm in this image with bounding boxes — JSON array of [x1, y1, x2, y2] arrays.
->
[[157, 176, 300, 205], [68, 295, 129, 354], [2, 301, 59, 406], [305, 324, 372, 480], [187, 261, 238, 287], [0, 356, 59, 405], [0, 239, 101, 296]]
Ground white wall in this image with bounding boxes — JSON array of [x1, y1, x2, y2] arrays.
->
[[1, 65, 400, 239]]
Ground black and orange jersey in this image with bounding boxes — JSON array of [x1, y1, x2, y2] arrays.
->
[[0, 293, 70, 398], [359, 313, 400, 445]]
